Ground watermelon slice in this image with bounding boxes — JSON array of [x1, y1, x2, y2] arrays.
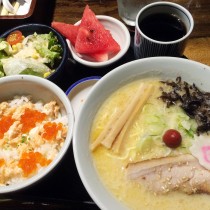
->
[[51, 22, 79, 46], [88, 52, 109, 62], [75, 5, 120, 54], [51, 5, 121, 62]]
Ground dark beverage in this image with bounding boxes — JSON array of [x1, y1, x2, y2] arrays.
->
[[139, 13, 187, 42]]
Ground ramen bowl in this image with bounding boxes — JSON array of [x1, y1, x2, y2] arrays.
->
[[73, 57, 210, 210], [0, 75, 74, 193]]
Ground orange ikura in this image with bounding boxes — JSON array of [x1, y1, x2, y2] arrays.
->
[[42, 122, 63, 141], [0, 115, 15, 139], [0, 95, 68, 186], [21, 108, 46, 133], [0, 159, 5, 167], [18, 152, 51, 177]]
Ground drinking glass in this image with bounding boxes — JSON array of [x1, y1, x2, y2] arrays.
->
[[117, 0, 156, 26]]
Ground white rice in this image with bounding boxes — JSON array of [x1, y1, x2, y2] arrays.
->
[[0, 95, 68, 186]]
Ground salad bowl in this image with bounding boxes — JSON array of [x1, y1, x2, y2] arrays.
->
[[0, 23, 69, 81], [73, 57, 210, 210]]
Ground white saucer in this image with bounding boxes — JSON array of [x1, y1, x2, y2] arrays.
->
[[66, 76, 101, 121]]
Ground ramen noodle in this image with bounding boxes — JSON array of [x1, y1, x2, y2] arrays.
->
[[90, 78, 210, 210]]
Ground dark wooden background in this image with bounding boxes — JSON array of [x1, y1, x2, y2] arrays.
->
[[53, 0, 210, 38], [52, 0, 210, 67]]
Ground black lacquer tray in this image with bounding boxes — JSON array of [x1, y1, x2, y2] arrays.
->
[[0, 32, 136, 210]]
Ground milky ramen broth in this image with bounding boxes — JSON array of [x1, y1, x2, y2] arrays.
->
[[90, 78, 210, 210]]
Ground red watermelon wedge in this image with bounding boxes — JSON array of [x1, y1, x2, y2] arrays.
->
[[51, 22, 79, 46], [88, 52, 109, 62], [75, 5, 120, 54], [51, 5, 121, 62]]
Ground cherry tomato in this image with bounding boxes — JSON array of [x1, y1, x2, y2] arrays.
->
[[162, 129, 182, 148], [6, 30, 23, 45]]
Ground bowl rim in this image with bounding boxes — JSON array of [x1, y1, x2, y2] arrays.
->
[[68, 15, 131, 67], [65, 76, 102, 95], [66, 76, 101, 122], [135, 1, 194, 45], [0, 23, 69, 81], [0, 74, 74, 193], [73, 57, 210, 210]]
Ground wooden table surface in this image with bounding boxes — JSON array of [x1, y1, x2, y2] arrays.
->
[[53, 0, 210, 66]]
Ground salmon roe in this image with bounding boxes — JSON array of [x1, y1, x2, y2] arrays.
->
[[0, 159, 5, 167], [0, 115, 15, 139], [18, 152, 51, 177], [21, 108, 46, 133], [42, 122, 63, 141]]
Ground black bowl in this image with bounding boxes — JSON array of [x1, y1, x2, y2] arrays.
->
[[0, 23, 69, 81]]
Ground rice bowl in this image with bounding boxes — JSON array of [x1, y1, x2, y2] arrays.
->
[[0, 75, 74, 193]]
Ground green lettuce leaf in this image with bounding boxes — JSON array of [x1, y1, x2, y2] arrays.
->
[[30, 32, 62, 67], [1, 57, 52, 77], [0, 40, 13, 57]]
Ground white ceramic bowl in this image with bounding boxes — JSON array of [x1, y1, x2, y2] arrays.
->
[[0, 75, 74, 193], [73, 57, 210, 210], [67, 15, 131, 68], [66, 76, 101, 122]]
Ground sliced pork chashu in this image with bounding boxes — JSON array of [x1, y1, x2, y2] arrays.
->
[[127, 154, 210, 194]]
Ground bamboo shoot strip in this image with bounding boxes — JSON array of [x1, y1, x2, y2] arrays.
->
[[112, 84, 154, 153], [90, 109, 121, 151], [101, 84, 147, 149]]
